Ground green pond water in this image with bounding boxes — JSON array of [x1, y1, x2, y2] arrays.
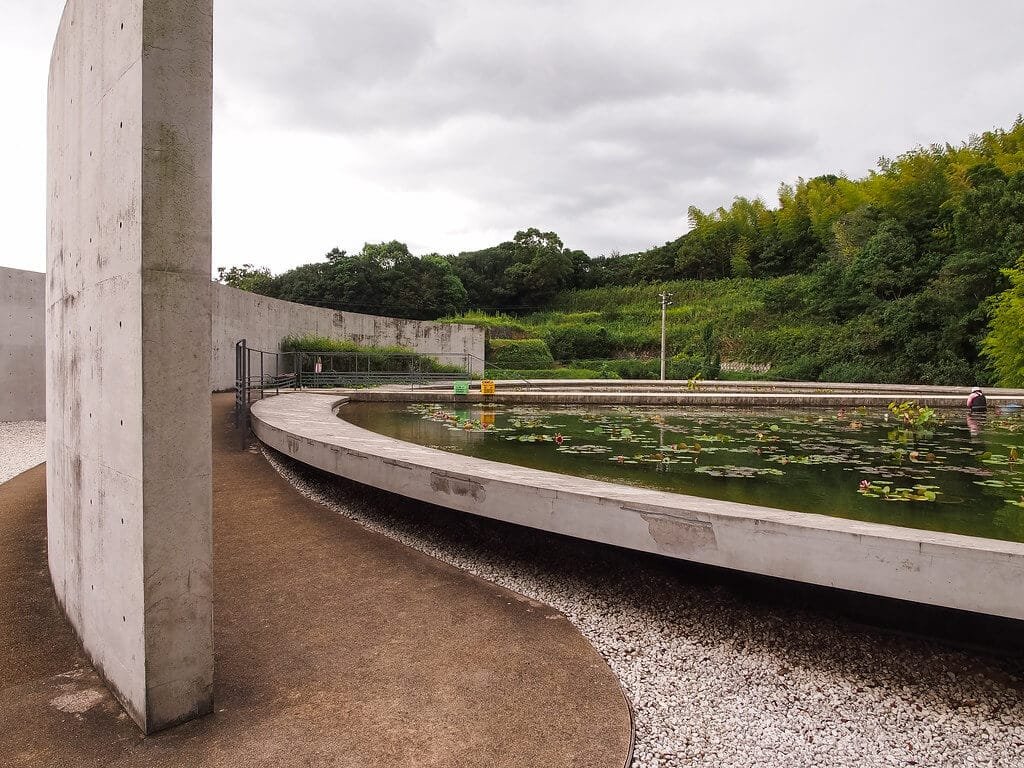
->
[[340, 402, 1024, 543]]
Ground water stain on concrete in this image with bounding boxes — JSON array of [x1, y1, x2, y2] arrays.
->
[[429, 471, 486, 502], [641, 511, 717, 555]]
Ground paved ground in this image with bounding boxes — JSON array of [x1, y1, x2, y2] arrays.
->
[[0, 394, 631, 768]]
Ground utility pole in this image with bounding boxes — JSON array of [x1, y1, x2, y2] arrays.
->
[[659, 291, 672, 381]]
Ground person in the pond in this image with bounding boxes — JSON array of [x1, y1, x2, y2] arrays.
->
[[967, 386, 987, 412]]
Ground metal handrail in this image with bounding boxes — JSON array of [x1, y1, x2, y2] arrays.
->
[[234, 343, 551, 441]]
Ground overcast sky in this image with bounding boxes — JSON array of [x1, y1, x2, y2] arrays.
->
[[2, 1, 1022, 276]]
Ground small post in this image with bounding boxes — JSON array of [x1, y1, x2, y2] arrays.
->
[[659, 291, 673, 381]]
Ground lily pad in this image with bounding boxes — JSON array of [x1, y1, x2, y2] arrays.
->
[[694, 465, 784, 479]]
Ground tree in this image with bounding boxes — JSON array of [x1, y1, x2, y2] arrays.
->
[[380, 253, 468, 319], [983, 256, 1024, 386], [449, 228, 579, 311], [216, 264, 274, 294], [272, 262, 332, 307], [849, 219, 934, 302]]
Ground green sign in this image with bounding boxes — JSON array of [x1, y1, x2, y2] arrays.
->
[[453, 381, 470, 395]]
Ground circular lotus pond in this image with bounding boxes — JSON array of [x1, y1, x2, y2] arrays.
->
[[340, 402, 1024, 543]]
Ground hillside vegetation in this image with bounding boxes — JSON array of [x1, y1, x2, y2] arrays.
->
[[220, 118, 1024, 386]]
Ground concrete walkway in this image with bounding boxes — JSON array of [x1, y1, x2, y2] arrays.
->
[[0, 394, 631, 767]]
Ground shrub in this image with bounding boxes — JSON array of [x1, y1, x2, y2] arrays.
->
[[440, 311, 532, 339], [614, 359, 659, 379], [667, 355, 702, 380], [917, 353, 981, 387], [546, 325, 613, 360], [279, 334, 464, 373], [485, 368, 601, 380], [773, 356, 824, 381], [575, 358, 658, 379], [820, 361, 883, 384], [596, 364, 622, 379], [698, 323, 721, 380], [488, 338, 555, 369]]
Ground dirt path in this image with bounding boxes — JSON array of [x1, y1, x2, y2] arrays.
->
[[0, 394, 631, 767]]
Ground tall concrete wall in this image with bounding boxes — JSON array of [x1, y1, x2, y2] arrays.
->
[[46, 0, 213, 734], [211, 284, 485, 389], [2, 267, 45, 421]]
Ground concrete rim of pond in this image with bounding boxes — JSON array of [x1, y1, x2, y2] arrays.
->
[[304, 382, 1024, 409], [250, 392, 1024, 621]]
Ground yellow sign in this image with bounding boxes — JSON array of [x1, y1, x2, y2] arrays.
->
[[480, 379, 496, 395], [481, 412, 495, 427]]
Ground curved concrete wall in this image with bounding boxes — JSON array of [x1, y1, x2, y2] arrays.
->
[[2, 267, 45, 421], [46, 0, 213, 733], [252, 393, 1024, 622], [2, 275, 487, 405], [210, 284, 485, 389]]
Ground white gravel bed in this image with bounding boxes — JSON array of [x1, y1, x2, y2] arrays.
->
[[0, 421, 46, 485], [263, 447, 1024, 768]]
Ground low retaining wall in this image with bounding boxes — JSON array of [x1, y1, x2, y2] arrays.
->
[[211, 285, 485, 389], [339, 388, 1023, 409], [1, 267, 45, 421], [252, 392, 1024, 621], [420, 379, 1024, 397]]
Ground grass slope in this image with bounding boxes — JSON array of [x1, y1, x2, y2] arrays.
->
[[446, 276, 856, 382]]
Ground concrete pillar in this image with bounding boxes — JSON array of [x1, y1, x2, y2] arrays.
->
[[46, 0, 213, 733]]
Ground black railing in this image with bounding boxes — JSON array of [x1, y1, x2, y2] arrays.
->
[[233, 340, 482, 440]]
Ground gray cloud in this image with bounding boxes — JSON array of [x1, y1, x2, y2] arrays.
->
[[217, 0, 791, 131], [211, 0, 817, 255], [207, 0, 1024, 259], [2, 0, 1020, 274]]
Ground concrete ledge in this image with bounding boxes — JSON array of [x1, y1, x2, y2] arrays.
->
[[318, 387, 1023, 409], [412, 378, 1024, 397], [251, 393, 1024, 621]]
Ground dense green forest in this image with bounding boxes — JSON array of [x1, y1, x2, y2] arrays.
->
[[219, 119, 1024, 386]]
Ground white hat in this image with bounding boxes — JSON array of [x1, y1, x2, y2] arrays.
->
[[971, 386, 982, 393]]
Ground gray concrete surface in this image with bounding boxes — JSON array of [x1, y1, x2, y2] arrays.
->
[[2, 267, 45, 421], [46, 0, 213, 733], [252, 392, 1024, 621], [211, 284, 485, 388]]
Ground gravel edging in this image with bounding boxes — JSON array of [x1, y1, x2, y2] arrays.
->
[[262, 446, 1023, 768], [0, 421, 46, 485]]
